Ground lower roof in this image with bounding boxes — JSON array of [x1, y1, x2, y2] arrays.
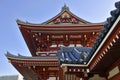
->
[[58, 47, 92, 65], [6, 52, 58, 60]]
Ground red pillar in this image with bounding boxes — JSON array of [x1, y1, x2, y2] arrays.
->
[[56, 73, 58, 80], [43, 68, 47, 80], [56, 76, 58, 80], [44, 73, 47, 80], [59, 67, 63, 80]]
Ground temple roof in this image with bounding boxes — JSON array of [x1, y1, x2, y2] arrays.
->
[[17, 19, 103, 26], [16, 4, 104, 26], [41, 4, 91, 25], [6, 52, 58, 60], [58, 1, 120, 66], [58, 47, 92, 65], [88, 1, 120, 64]]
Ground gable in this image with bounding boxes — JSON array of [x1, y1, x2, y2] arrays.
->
[[47, 11, 88, 25], [42, 5, 91, 25]]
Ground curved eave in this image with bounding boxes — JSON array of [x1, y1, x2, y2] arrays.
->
[[20, 25, 103, 33], [17, 19, 103, 27], [16, 8, 105, 26], [6, 52, 58, 61]]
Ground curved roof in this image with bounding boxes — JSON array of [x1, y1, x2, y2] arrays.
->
[[6, 52, 58, 60], [87, 1, 120, 64], [16, 4, 104, 26], [58, 47, 92, 65], [90, 1, 120, 56], [41, 4, 91, 24]]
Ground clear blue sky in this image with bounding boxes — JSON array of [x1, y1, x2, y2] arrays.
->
[[0, 0, 119, 76]]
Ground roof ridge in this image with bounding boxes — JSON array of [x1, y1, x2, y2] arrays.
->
[[61, 3, 69, 11]]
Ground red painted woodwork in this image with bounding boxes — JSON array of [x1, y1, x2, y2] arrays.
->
[[11, 4, 120, 80]]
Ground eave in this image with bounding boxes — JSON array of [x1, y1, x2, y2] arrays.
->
[[17, 19, 103, 33], [6, 52, 58, 61], [16, 19, 103, 27]]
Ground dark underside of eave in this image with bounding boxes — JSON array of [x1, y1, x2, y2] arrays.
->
[[91, 36, 120, 73]]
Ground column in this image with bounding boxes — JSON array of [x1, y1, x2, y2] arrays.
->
[[43, 68, 47, 80], [44, 74, 47, 80], [59, 67, 63, 80], [55, 73, 58, 80]]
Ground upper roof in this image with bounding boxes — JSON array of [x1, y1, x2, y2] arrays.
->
[[41, 4, 91, 25], [16, 4, 103, 26]]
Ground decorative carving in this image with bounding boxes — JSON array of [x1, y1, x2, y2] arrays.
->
[[54, 16, 79, 24], [70, 35, 81, 38], [52, 35, 63, 38]]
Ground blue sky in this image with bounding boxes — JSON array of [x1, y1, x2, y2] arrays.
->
[[0, 0, 119, 76]]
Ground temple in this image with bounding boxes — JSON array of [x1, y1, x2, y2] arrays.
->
[[6, 1, 120, 80]]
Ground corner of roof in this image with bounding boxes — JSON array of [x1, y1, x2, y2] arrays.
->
[[16, 19, 27, 26], [16, 19, 23, 24], [5, 51, 14, 57]]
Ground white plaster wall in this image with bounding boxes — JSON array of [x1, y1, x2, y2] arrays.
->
[[89, 74, 106, 80], [47, 77, 59, 80], [108, 66, 119, 79]]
